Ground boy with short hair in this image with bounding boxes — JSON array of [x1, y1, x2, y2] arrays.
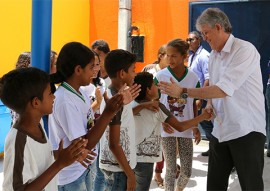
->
[[133, 72, 212, 190], [0, 67, 87, 191], [99, 49, 139, 191]]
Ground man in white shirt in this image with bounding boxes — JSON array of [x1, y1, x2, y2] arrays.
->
[[158, 8, 266, 191]]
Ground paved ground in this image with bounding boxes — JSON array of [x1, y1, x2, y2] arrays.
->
[[1, 140, 270, 191], [149, 140, 270, 191]]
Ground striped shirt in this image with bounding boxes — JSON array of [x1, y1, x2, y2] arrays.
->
[[3, 125, 57, 191]]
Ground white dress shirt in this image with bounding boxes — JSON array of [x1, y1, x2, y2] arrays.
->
[[209, 34, 266, 142]]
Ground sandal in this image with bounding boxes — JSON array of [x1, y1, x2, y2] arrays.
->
[[154, 177, 164, 188]]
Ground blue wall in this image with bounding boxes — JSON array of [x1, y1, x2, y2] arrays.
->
[[0, 101, 11, 153]]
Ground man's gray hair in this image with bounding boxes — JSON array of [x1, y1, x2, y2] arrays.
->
[[196, 8, 232, 33]]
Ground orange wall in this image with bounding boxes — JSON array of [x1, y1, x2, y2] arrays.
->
[[89, 0, 119, 50], [132, 0, 189, 71], [89, 0, 189, 72]]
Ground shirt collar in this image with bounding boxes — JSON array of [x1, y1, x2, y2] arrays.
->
[[195, 45, 203, 55], [61, 82, 85, 102], [190, 45, 203, 55], [221, 34, 234, 53]]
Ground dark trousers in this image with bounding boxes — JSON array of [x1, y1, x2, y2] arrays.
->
[[207, 132, 266, 191], [265, 84, 270, 150]]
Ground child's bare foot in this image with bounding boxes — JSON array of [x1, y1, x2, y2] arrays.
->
[[175, 186, 183, 191], [154, 173, 164, 188]]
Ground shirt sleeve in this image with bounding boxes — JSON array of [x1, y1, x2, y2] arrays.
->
[[109, 107, 123, 126], [216, 42, 260, 97], [199, 53, 210, 81], [4, 132, 32, 191]]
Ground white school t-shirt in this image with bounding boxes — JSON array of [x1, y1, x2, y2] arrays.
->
[[99, 87, 137, 172], [142, 63, 160, 77], [80, 78, 107, 99], [48, 82, 95, 185], [155, 66, 199, 138], [81, 78, 107, 116], [3, 124, 57, 191], [133, 101, 173, 163]]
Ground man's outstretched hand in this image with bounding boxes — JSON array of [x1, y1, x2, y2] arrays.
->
[[158, 77, 183, 98]]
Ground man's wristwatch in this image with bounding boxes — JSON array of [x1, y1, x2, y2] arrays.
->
[[180, 88, 188, 99]]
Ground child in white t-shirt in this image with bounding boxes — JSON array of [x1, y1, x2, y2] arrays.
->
[[154, 38, 201, 191], [133, 72, 212, 190], [99, 49, 141, 191], [48, 42, 126, 191], [80, 51, 107, 190], [1, 68, 87, 191]]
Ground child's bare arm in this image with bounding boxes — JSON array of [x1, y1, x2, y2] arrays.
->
[[193, 99, 199, 118], [132, 101, 159, 115], [192, 100, 201, 144], [167, 110, 212, 132], [91, 87, 103, 113], [162, 122, 175, 134], [24, 139, 87, 191], [193, 127, 201, 145], [109, 124, 136, 191]]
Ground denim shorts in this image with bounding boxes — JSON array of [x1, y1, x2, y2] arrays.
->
[[134, 162, 154, 191], [102, 169, 127, 191], [58, 168, 92, 191]]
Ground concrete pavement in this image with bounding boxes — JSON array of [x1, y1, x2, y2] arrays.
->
[[150, 140, 270, 191]]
